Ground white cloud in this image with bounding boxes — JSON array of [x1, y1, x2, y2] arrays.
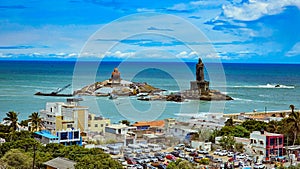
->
[[204, 53, 220, 59], [168, 3, 189, 11], [223, 0, 300, 21], [286, 42, 300, 57], [136, 8, 155, 12]]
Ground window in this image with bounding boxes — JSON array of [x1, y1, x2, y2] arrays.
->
[[106, 123, 109, 126], [95, 124, 98, 127], [88, 124, 91, 127], [67, 124, 72, 128], [101, 124, 104, 127], [259, 140, 264, 145]]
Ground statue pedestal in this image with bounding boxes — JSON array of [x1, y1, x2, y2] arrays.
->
[[190, 81, 209, 93]]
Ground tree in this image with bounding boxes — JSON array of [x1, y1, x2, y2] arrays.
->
[[290, 104, 295, 114], [287, 109, 300, 145], [28, 112, 43, 131], [219, 135, 235, 151], [225, 118, 234, 127], [3, 111, 19, 132], [167, 159, 196, 169], [234, 142, 244, 153], [120, 120, 130, 126], [0, 149, 33, 169], [241, 119, 267, 132], [266, 120, 280, 133]]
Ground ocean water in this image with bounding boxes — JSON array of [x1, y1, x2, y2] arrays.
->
[[0, 61, 299, 123]]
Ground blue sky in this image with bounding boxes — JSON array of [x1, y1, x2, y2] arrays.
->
[[0, 0, 299, 63]]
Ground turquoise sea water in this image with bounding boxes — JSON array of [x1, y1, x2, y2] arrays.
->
[[0, 61, 299, 123]]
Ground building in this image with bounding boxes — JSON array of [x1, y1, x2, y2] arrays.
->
[[40, 98, 89, 134], [133, 120, 164, 131], [105, 124, 137, 145], [34, 129, 82, 146], [34, 130, 59, 144], [250, 130, 284, 159], [44, 157, 76, 169], [88, 113, 110, 134]]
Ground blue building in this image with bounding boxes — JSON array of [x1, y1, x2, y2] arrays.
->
[[34, 129, 82, 146]]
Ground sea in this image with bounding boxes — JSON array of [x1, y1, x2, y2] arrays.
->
[[0, 60, 299, 123]]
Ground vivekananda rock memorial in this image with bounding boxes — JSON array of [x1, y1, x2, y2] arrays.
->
[[73, 58, 232, 101]]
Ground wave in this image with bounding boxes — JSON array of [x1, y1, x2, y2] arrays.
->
[[174, 112, 213, 118], [232, 97, 253, 102], [230, 84, 295, 89]]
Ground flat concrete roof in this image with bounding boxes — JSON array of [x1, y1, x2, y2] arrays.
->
[[35, 130, 58, 139], [44, 157, 76, 169]]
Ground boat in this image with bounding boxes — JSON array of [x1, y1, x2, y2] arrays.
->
[[34, 92, 73, 97], [34, 84, 73, 97]]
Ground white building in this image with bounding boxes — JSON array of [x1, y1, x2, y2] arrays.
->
[[40, 98, 89, 134], [250, 131, 284, 159]]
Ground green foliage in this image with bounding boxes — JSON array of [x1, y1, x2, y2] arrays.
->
[[287, 110, 300, 145], [219, 135, 235, 151], [219, 125, 250, 138], [241, 119, 267, 132], [234, 142, 244, 153], [3, 111, 19, 132], [232, 125, 250, 138], [225, 118, 234, 126], [167, 159, 196, 169], [0, 149, 33, 169], [0, 138, 122, 169], [28, 112, 43, 131], [120, 120, 130, 126], [20, 119, 30, 127], [199, 158, 210, 165]]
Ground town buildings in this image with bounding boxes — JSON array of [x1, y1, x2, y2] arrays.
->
[[250, 130, 284, 159]]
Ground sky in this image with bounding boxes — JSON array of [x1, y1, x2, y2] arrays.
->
[[0, 0, 300, 63]]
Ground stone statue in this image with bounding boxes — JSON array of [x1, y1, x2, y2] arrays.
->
[[196, 58, 204, 81], [111, 67, 121, 83]]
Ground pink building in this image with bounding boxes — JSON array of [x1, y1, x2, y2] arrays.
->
[[250, 130, 284, 158]]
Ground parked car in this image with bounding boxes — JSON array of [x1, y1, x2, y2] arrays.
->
[[197, 149, 209, 154], [156, 156, 165, 162], [166, 154, 176, 161], [134, 164, 143, 169], [253, 163, 265, 169], [185, 146, 196, 152], [205, 155, 214, 160], [194, 156, 203, 163], [157, 164, 167, 169], [219, 150, 227, 156], [171, 151, 180, 157], [227, 151, 234, 157], [189, 151, 198, 157], [150, 158, 158, 163], [174, 144, 185, 150], [213, 149, 221, 155], [236, 154, 246, 160], [127, 158, 137, 165]]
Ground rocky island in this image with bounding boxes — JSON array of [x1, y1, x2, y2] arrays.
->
[[73, 58, 232, 101], [181, 58, 233, 101]]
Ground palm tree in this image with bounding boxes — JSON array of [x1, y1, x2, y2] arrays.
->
[[28, 112, 42, 132], [290, 104, 295, 114], [3, 111, 19, 132], [287, 105, 300, 145], [266, 120, 279, 133]]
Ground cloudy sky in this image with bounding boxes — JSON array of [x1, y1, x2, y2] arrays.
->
[[0, 0, 299, 63]]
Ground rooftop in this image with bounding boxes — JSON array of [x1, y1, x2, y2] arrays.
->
[[133, 120, 165, 127], [44, 157, 76, 169], [34, 130, 58, 139]]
